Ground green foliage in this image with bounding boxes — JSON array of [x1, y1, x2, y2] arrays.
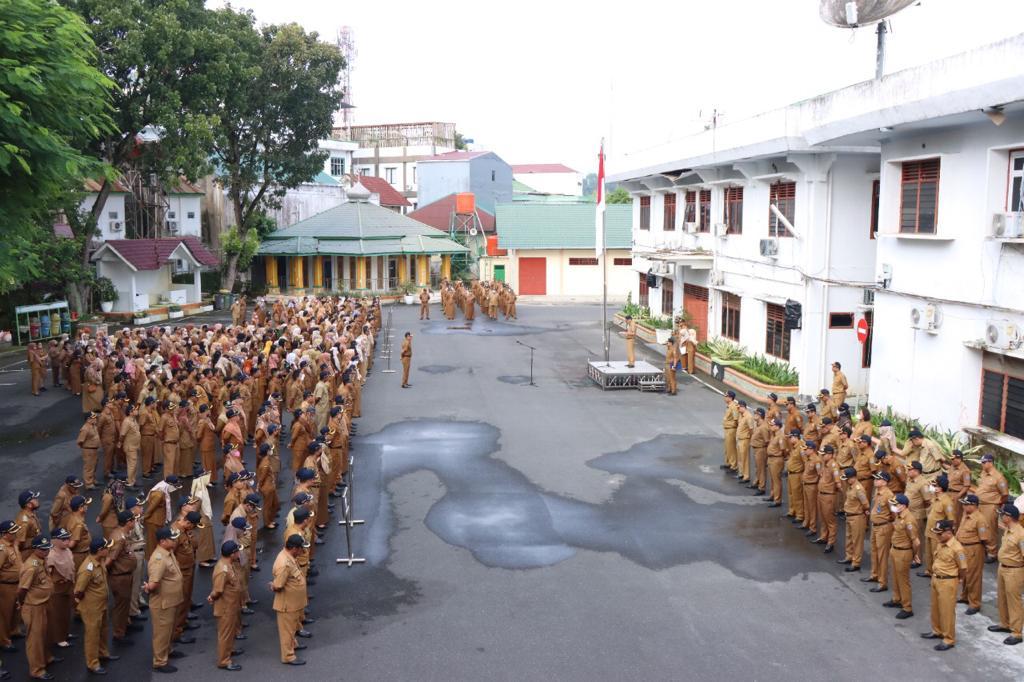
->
[[171, 269, 221, 293], [739, 353, 800, 386], [454, 131, 468, 151], [869, 406, 921, 444], [928, 429, 984, 459], [221, 225, 259, 271], [0, 0, 114, 291], [399, 281, 418, 295], [995, 460, 1022, 495], [92, 276, 116, 304], [703, 338, 746, 365], [643, 316, 674, 330], [606, 187, 631, 204]]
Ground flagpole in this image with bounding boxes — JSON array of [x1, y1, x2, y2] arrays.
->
[[602, 207, 609, 365]]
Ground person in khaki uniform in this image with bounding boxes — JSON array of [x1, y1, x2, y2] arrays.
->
[[838, 467, 869, 571], [159, 401, 181, 483], [922, 520, 967, 650], [946, 450, 973, 522], [863, 470, 895, 592], [622, 316, 637, 368], [0, 521, 23, 653], [171, 512, 202, 645], [830, 361, 848, 408], [883, 494, 919, 620], [800, 441, 820, 537], [976, 453, 1009, 557], [919, 474, 957, 578], [208, 541, 244, 671], [720, 392, 739, 472], [419, 289, 430, 320], [955, 493, 991, 616], [107, 511, 138, 643], [65, 495, 93, 573], [813, 446, 839, 552], [400, 332, 413, 389], [904, 461, 930, 562], [735, 402, 754, 484], [118, 404, 142, 489], [663, 337, 678, 396], [271, 534, 310, 666], [764, 419, 786, 507], [17, 535, 58, 680], [989, 504, 1024, 646], [898, 428, 947, 477], [145, 527, 184, 673], [139, 397, 159, 479], [45, 527, 75, 650], [749, 408, 771, 495], [77, 413, 101, 490], [74, 537, 115, 675], [784, 430, 805, 524]]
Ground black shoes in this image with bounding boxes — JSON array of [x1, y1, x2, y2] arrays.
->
[[860, 577, 878, 583], [965, 607, 980, 615], [895, 610, 913, 619], [844, 566, 861, 572], [988, 625, 1011, 633], [934, 643, 954, 651], [219, 664, 243, 671], [882, 600, 900, 608], [284, 659, 306, 666], [920, 632, 940, 639], [823, 545, 834, 554], [869, 586, 888, 593], [836, 558, 851, 565], [153, 665, 178, 673], [89, 667, 107, 675], [1005, 636, 1022, 645]]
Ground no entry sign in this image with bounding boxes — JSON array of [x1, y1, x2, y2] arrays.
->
[[856, 317, 869, 344]]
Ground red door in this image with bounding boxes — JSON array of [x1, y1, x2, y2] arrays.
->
[[683, 284, 709, 342], [518, 257, 547, 295]]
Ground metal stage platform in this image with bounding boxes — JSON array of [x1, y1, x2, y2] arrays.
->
[[587, 360, 665, 391]]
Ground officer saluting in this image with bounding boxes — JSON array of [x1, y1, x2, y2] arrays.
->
[[145, 527, 184, 673], [271, 534, 309, 666]]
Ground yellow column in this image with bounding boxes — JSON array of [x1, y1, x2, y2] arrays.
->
[[441, 254, 451, 280], [291, 256, 304, 290], [266, 256, 278, 291], [356, 256, 367, 290], [416, 255, 429, 286], [397, 256, 408, 284], [313, 256, 324, 289]]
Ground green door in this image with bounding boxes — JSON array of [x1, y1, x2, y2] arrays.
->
[[494, 265, 505, 282]]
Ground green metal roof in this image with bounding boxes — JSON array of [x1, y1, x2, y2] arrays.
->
[[312, 171, 341, 185], [512, 179, 536, 193], [257, 200, 469, 257], [495, 203, 631, 250]]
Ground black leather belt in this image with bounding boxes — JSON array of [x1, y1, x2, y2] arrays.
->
[[845, 512, 864, 516], [872, 520, 892, 526], [0, 580, 17, 584], [934, 575, 956, 579], [892, 545, 912, 550], [819, 492, 835, 495], [1001, 564, 1024, 569], [960, 542, 981, 546]]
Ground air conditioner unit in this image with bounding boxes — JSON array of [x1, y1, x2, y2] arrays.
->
[[658, 261, 672, 275], [759, 238, 779, 257], [993, 211, 1024, 238], [910, 303, 940, 333], [167, 211, 176, 220], [166, 221, 179, 233], [862, 289, 875, 306], [710, 271, 724, 286], [684, 222, 697, 234], [110, 221, 123, 231], [714, 223, 728, 237], [985, 319, 1022, 349]]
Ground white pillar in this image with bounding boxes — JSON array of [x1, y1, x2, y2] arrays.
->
[[131, 274, 138, 312], [193, 267, 202, 304]]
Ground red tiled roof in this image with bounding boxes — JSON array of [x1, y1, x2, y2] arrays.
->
[[167, 177, 203, 194], [84, 178, 130, 193], [512, 164, 577, 174], [53, 221, 73, 239], [408, 194, 496, 233], [420, 150, 490, 162], [97, 237, 218, 271], [350, 174, 411, 207]]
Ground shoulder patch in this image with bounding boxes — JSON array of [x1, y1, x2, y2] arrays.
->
[[21, 515, 29, 522], [222, 565, 230, 573], [86, 562, 94, 572], [32, 559, 40, 567], [153, 552, 162, 560]]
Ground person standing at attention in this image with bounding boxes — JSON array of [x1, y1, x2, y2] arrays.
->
[[400, 332, 413, 389]]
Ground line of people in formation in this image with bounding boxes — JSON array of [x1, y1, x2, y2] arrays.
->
[[720, 363, 1023, 652], [0, 295, 381, 679], [420, 280, 517, 322]]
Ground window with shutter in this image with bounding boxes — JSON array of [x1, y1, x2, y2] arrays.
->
[[981, 367, 1024, 439], [724, 187, 743, 234], [639, 196, 650, 230], [721, 293, 740, 341], [869, 179, 880, 239], [899, 159, 940, 234], [661, 278, 674, 317], [684, 191, 697, 225], [768, 182, 795, 237], [765, 303, 790, 360], [638, 273, 649, 308], [663, 193, 676, 231], [1009, 151, 1024, 212], [698, 190, 711, 233]]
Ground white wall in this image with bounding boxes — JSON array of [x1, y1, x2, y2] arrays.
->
[[264, 184, 346, 228], [81, 194, 128, 241], [508, 249, 633, 297], [166, 195, 201, 237]]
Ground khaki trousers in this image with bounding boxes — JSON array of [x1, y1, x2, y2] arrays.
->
[[961, 543, 985, 609], [110, 573, 132, 638], [101, 438, 115, 477], [930, 577, 958, 644], [723, 428, 737, 469], [664, 365, 677, 394], [275, 609, 303, 662], [124, 446, 139, 486], [141, 434, 156, 474], [891, 546, 913, 612], [420, 303, 429, 319], [174, 570, 194, 638], [151, 603, 176, 668], [844, 514, 866, 567], [22, 602, 49, 677], [162, 442, 178, 478], [82, 447, 99, 488], [0, 583, 16, 646], [802, 482, 818, 531], [924, 532, 939, 575], [788, 473, 804, 520], [817, 493, 837, 544], [217, 609, 239, 667], [401, 357, 411, 386], [130, 552, 145, 616], [997, 565, 1024, 637], [201, 446, 217, 480], [768, 457, 785, 502], [753, 447, 768, 489], [81, 603, 110, 670], [979, 504, 1000, 552], [625, 338, 635, 366], [737, 438, 751, 480], [684, 342, 695, 374], [871, 523, 893, 586]]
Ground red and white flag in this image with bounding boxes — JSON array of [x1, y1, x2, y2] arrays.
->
[[595, 140, 605, 254]]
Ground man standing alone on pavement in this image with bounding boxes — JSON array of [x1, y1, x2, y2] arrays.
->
[[663, 336, 678, 396], [419, 289, 430, 320], [400, 332, 413, 389]]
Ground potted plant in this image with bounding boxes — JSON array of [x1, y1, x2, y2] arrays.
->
[[400, 281, 418, 305], [168, 304, 184, 319], [94, 277, 117, 313]]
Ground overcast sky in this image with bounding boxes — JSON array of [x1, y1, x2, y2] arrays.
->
[[211, 0, 1024, 175]]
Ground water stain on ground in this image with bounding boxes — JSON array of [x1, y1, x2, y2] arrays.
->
[[419, 365, 459, 374], [357, 421, 816, 582], [497, 375, 533, 385], [419, 319, 548, 336]]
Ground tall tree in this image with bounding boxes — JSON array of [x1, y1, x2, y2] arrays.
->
[[59, 0, 223, 307], [208, 8, 345, 291], [0, 0, 113, 293]]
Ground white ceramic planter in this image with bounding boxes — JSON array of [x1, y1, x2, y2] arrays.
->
[[655, 328, 672, 345], [100, 301, 114, 313], [403, 294, 416, 305], [133, 317, 151, 325], [168, 311, 184, 319]]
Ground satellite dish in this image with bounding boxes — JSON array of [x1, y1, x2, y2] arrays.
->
[[469, 227, 478, 236], [819, 0, 917, 27]]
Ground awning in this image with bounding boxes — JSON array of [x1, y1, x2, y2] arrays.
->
[[754, 293, 789, 306], [638, 250, 714, 270]]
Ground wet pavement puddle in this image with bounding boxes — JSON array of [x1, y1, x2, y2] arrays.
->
[[418, 319, 550, 336], [357, 420, 815, 581]]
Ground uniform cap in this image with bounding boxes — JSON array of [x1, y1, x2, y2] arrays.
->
[[221, 540, 240, 556], [951, 450, 964, 460], [258, 443, 272, 455], [998, 504, 1020, 520], [70, 495, 91, 510], [292, 493, 313, 505], [960, 493, 980, 506], [893, 494, 909, 507], [755, 407, 765, 417], [934, 473, 949, 490], [51, 527, 71, 540], [192, 462, 206, 476], [65, 475, 84, 487], [293, 508, 312, 522], [910, 461, 923, 472], [908, 428, 923, 439], [768, 392, 778, 401], [125, 496, 142, 510], [117, 510, 135, 524], [880, 419, 892, 427], [155, 527, 180, 541], [31, 535, 52, 550], [874, 449, 887, 460], [819, 388, 830, 395], [980, 453, 994, 463], [872, 471, 891, 481], [788, 429, 802, 437], [285, 534, 309, 549], [18, 490, 40, 507], [933, 519, 954, 533], [89, 537, 113, 553], [185, 511, 204, 526], [726, 390, 736, 399], [267, 423, 279, 434], [307, 441, 322, 453], [296, 467, 315, 481], [0, 520, 20, 535], [805, 404, 817, 413], [165, 475, 181, 489], [803, 440, 817, 449], [227, 472, 240, 485], [822, 445, 835, 454], [821, 417, 833, 425], [859, 435, 873, 444], [737, 400, 747, 408], [230, 516, 251, 530], [244, 493, 262, 507], [841, 467, 856, 480]]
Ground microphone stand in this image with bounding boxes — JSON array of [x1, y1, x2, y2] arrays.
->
[[515, 339, 537, 387]]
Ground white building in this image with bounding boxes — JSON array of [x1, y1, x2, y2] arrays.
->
[[612, 33, 1024, 439], [80, 179, 129, 241], [417, 151, 513, 214], [512, 164, 582, 196]]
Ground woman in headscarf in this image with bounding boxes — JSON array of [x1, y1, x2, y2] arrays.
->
[[96, 475, 126, 540], [65, 344, 83, 396]]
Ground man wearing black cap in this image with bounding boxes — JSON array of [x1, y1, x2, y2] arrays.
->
[[898, 428, 947, 477], [800, 441, 820, 537], [139, 397, 159, 479], [814, 446, 839, 552], [853, 436, 875, 506], [50, 476, 82, 532], [400, 331, 413, 389], [735, 401, 755, 483], [955, 493, 990, 615], [107, 511, 139, 643], [839, 467, 869, 571], [990, 504, 1024, 645], [885, 494, 918, 619], [924, 520, 967, 650], [947, 450, 972, 520], [785, 430, 805, 523], [208, 541, 244, 671], [865, 470, 895, 592], [75, 537, 115, 675], [750, 408, 771, 496], [257, 444, 281, 529], [145, 527, 183, 673], [817, 389, 837, 422], [171, 512, 203, 645], [0, 521, 22, 652], [159, 401, 181, 483], [801, 403, 820, 444], [17, 535, 57, 680], [663, 336, 679, 396], [764, 419, 785, 506], [920, 475, 957, 578], [67, 495, 93, 572], [271, 535, 309, 666], [977, 453, 1009, 557], [904, 462, 929, 558], [16, 491, 43, 561], [721, 392, 739, 472]]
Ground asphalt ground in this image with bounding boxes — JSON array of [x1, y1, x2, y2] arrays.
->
[[0, 303, 1021, 681]]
